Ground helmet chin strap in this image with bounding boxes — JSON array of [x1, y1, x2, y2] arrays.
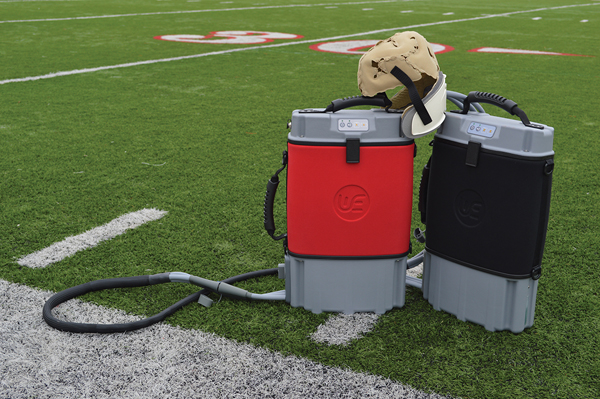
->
[[390, 66, 433, 126]]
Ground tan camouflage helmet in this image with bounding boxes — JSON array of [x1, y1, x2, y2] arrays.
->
[[357, 31, 440, 110]]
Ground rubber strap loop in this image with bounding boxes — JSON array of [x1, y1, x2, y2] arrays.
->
[[390, 66, 433, 126]]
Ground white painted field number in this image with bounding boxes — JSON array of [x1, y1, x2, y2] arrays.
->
[[309, 40, 454, 55], [154, 31, 303, 44]]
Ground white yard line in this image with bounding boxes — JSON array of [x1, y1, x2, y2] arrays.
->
[[1, 2, 598, 86], [311, 313, 380, 345], [0, 279, 456, 399], [310, 263, 424, 346], [0, 0, 399, 23], [17, 208, 168, 268]]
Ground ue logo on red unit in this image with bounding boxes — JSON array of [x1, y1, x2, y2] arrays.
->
[[334, 185, 370, 221]]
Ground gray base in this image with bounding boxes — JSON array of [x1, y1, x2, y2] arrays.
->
[[422, 251, 537, 333], [284, 254, 407, 314]]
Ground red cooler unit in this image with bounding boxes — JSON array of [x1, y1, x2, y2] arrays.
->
[[265, 96, 415, 314]]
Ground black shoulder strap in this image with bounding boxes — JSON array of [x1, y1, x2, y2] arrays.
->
[[418, 155, 431, 224]]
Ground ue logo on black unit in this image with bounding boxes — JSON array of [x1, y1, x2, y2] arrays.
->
[[455, 190, 485, 227]]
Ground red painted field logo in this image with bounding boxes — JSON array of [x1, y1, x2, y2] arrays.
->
[[334, 185, 370, 221], [154, 31, 303, 44]]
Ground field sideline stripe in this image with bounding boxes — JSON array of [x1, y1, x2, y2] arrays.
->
[[0, 1, 398, 23], [1, 2, 599, 86], [1, 279, 450, 398], [17, 208, 168, 268], [0, 0, 82, 2]]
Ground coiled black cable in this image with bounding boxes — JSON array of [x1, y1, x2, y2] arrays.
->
[[43, 268, 278, 333]]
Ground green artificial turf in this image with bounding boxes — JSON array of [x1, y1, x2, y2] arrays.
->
[[1, 1, 599, 398]]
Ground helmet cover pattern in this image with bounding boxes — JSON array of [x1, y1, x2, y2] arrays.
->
[[357, 31, 440, 110]]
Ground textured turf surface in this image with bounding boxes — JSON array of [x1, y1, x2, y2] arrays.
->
[[1, 1, 599, 398]]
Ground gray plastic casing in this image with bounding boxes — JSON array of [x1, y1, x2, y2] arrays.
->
[[289, 108, 410, 143], [283, 253, 407, 314], [423, 252, 537, 333], [436, 110, 554, 157]]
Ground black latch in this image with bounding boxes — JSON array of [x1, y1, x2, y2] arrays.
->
[[531, 265, 542, 280], [465, 141, 481, 167], [346, 138, 360, 163]]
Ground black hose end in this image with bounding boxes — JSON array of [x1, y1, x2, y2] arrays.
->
[[413, 228, 426, 244]]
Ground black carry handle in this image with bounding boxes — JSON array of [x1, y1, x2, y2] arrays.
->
[[460, 91, 543, 129], [325, 93, 392, 113], [263, 178, 280, 237], [264, 151, 287, 241]]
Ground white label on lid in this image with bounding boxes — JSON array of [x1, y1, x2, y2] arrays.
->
[[467, 122, 496, 138], [338, 119, 369, 132]]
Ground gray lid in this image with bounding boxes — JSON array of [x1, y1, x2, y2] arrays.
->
[[288, 108, 413, 145], [436, 111, 554, 157]]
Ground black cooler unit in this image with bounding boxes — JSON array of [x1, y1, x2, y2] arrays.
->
[[420, 92, 554, 333]]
